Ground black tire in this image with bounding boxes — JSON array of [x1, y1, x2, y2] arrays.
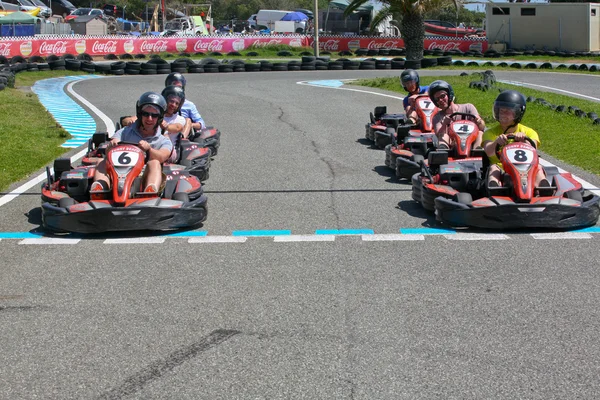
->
[[302, 56, 316, 63], [218, 64, 233, 72], [135, 54, 147, 59], [140, 69, 157, 75], [174, 58, 195, 67], [140, 62, 157, 71], [111, 69, 125, 75], [119, 54, 134, 60], [359, 61, 375, 70], [245, 63, 261, 72], [188, 66, 204, 73], [76, 53, 92, 61], [277, 50, 293, 57], [421, 58, 437, 68], [110, 61, 126, 70], [65, 59, 81, 71], [203, 66, 219, 73], [61, 54, 76, 60], [28, 55, 44, 63], [94, 63, 111, 73], [10, 55, 26, 64], [246, 51, 259, 57], [171, 67, 187, 73], [288, 65, 301, 71], [125, 68, 140, 75], [125, 61, 141, 70], [48, 59, 66, 69], [227, 51, 242, 56], [301, 64, 315, 70], [104, 54, 118, 60], [404, 59, 421, 69], [46, 54, 60, 62], [147, 58, 168, 65]]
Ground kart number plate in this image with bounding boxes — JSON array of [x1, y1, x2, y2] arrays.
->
[[417, 98, 435, 112], [111, 151, 140, 167], [452, 122, 476, 134], [506, 148, 534, 164]]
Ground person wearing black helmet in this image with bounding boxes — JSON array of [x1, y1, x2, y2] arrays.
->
[[121, 72, 206, 131], [165, 72, 206, 131], [161, 85, 190, 163], [482, 90, 548, 189], [91, 92, 173, 194], [429, 80, 486, 149], [400, 69, 429, 117]]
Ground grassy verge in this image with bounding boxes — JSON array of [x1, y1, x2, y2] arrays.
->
[[351, 75, 600, 175], [0, 70, 85, 192]]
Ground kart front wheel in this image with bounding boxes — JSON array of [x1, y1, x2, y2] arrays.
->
[[564, 190, 583, 203], [453, 192, 473, 205]]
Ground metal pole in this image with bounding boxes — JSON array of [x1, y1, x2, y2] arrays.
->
[[313, 0, 319, 56]]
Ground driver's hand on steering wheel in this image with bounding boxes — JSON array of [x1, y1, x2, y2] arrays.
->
[[513, 132, 526, 142], [109, 138, 119, 148], [138, 140, 151, 152], [495, 134, 508, 147]]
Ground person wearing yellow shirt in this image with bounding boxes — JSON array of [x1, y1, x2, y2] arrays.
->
[[482, 90, 549, 191]]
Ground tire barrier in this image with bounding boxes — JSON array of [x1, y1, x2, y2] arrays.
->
[[451, 58, 600, 71]]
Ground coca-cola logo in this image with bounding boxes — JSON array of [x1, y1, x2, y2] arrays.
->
[[91, 40, 117, 54], [320, 40, 340, 51], [140, 40, 168, 53], [193, 40, 225, 52], [39, 41, 68, 55], [249, 39, 283, 48], [427, 41, 461, 51], [367, 40, 400, 50], [0, 43, 12, 57]]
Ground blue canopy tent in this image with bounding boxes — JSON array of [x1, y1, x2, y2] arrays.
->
[[0, 11, 38, 37], [324, 0, 383, 35], [281, 11, 309, 22]]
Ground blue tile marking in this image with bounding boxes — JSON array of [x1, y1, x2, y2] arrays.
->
[[165, 231, 208, 237], [305, 80, 344, 88], [0, 232, 44, 239], [574, 227, 600, 233], [32, 75, 103, 149], [400, 228, 456, 235], [315, 229, 374, 235], [232, 230, 291, 237]]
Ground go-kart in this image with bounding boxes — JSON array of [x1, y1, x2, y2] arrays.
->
[[83, 128, 211, 182], [434, 136, 600, 229], [41, 142, 208, 234], [403, 113, 483, 184], [191, 125, 220, 157], [365, 106, 408, 149], [383, 95, 439, 178]]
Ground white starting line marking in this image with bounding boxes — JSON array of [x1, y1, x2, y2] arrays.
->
[[361, 234, 424, 241], [104, 237, 166, 244], [188, 236, 248, 243], [530, 232, 593, 240], [19, 238, 81, 245], [445, 233, 510, 241], [274, 234, 336, 242]]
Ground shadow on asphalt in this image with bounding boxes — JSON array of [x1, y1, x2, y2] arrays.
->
[[397, 200, 438, 226]]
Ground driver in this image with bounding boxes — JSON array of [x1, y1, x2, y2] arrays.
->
[[482, 90, 548, 190], [429, 80, 485, 149], [401, 69, 429, 121], [91, 92, 173, 194], [120, 73, 206, 132], [161, 85, 190, 163]]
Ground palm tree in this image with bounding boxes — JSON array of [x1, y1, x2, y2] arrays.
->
[[344, 0, 459, 61]]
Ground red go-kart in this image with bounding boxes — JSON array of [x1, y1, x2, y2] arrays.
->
[[365, 106, 408, 149], [434, 136, 600, 229], [383, 95, 439, 178], [41, 142, 208, 234]]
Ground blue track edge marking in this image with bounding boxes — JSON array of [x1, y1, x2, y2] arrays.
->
[[0, 232, 45, 239], [400, 228, 456, 235], [165, 231, 208, 237], [232, 230, 291, 236], [315, 229, 374, 235], [305, 80, 344, 88], [574, 227, 600, 233], [32, 75, 103, 149]]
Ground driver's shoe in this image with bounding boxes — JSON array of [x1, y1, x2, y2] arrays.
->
[[537, 179, 553, 197]]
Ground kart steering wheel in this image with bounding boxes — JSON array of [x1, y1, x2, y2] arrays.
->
[[448, 112, 478, 121], [495, 134, 537, 155]]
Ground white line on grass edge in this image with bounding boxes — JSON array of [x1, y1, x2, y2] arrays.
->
[[0, 78, 115, 208]]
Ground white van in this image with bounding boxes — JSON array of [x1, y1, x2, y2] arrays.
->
[[255, 9, 307, 33]]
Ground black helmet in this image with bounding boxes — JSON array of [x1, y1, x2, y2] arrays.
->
[[165, 72, 186, 90], [400, 69, 419, 91], [493, 90, 526, 124], [428, 80, 455, 108], [136, 91, 166, 128], [161, 85, 186, 114]]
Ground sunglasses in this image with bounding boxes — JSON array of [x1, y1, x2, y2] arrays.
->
[[141, 111, 160, 119], [434, 92, 448, 100]]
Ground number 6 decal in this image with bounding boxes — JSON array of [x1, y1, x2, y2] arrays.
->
[[111, 151, 140, 166]]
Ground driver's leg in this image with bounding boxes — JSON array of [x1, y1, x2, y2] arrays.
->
[[144, 159, 162, 192], [474, 131, 483, 148], [91, 160, 110, 191], [487, 164, 503, 187]]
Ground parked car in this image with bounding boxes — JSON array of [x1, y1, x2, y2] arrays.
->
[[0, 0, 20, 11], [28, 0, 51, 17], [1, 0, 39, 13], [40, 0, 74, 17], [64, 7, 103, 21]]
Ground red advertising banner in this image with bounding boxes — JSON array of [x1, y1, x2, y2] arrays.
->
[[0, 36, 487, 58]]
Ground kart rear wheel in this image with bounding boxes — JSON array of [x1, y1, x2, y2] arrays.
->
[[453, 192, 473, 205]]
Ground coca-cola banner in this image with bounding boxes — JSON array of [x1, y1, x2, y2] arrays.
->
[[0, 36, 486, 58], [312, 37, 487, 53]]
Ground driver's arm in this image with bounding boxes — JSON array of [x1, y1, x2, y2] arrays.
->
[[148, 147, 171, 163]]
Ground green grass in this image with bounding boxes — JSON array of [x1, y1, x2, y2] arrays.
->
[[0, 70, 85, 191], [351, 75, 600, 175]]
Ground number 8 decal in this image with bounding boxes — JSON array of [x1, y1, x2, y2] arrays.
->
[[506, 148, 534, 164]]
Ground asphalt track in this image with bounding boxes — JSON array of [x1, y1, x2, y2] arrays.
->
[[1, 69, 600, 399]]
